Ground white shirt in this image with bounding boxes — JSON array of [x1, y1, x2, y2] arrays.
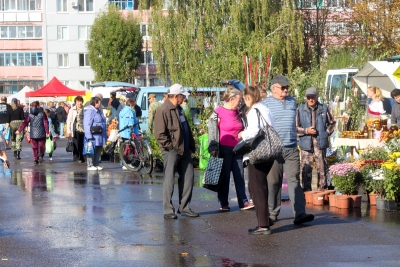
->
[[241, 102, 275, 141], [369, 99, 385, 114]]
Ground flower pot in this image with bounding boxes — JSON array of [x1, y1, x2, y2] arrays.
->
[[385, 200, 398, 212], [349, 195, 362, 208], [376, 197, 385, 210], [368, 193, 378, 205], [323, 190, 336, 202], [304, 191, 317, 203], [328, 194, 337, 207], [313, 193, 325, 206], [336, 196, 350, 209]]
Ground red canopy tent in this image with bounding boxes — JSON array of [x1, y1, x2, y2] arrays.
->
[[26, 77, 86, 97]]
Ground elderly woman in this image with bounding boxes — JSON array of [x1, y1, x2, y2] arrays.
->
[[67, 96, 85, 163], [9, 98, 25, 160], [84, 97, 107, 171], [16, 101, 49, 164], [208, 86, 254, 212]]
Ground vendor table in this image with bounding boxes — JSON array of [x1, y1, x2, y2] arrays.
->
[[333, 138, 380, 158]]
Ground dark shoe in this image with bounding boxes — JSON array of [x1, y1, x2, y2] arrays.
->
[[16, 151, 21, 160], [164, 213, 177, 219], [178, 209, 199, 217], [248, 226, 271, 235], [269, 218, 275, 226], [220, 205, 230, 212], [6, 147, 11, 150], [34, 160, 39, 164], [269, 215, 278, 222], [13, 151, 17, 158], [293, 213, 314, 225]]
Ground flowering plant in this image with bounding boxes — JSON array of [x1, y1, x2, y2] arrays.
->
[[382, 166, 400, 200], [365, 168, 385, 198], [329, 162, 363, 195]]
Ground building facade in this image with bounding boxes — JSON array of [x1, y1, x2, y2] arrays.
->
[[0, 0, 162, 95]]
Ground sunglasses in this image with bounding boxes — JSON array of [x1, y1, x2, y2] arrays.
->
[[275, 85, 289, 90]]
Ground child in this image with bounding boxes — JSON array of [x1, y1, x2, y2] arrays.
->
[[44, 109, 58, 161]]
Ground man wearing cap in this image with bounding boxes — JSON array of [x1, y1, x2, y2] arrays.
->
[[148, 94, 161, 133], [297, 87, 336, 191], [262, 75, 314, 225], [154, 84, 198, 219]]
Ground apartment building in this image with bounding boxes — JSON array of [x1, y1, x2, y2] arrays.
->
[[0, 0, 161, 95]]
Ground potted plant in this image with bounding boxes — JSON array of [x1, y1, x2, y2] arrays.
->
[[382, 166, 400, 211], [329, 162, 363, 195], [361, 163, 384, 205]]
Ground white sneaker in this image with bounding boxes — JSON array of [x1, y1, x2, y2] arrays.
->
[[87, 166, 97, 171], [122, 166, 127, 170], [96, 166, 104, 170], [49, 157, 53, 161]]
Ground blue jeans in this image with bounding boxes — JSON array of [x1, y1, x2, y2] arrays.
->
[[59, 122, 65, 137], [218, 145, 248, 208]]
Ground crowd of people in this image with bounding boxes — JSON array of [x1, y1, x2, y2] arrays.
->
[[0, 91, 142, 171]]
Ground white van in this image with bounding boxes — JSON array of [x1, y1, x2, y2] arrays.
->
[[136, 86, 226, 131]]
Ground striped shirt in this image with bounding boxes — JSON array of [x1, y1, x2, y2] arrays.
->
[[262, 96, 297, 148]]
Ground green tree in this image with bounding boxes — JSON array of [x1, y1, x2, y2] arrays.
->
[[87, 5, 142, 82], [148, 0, 304, 87]]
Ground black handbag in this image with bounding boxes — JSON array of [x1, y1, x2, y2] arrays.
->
[[66, 137, 74, 153], [104, 142, 116, 155], [90, 126, 102, 134], [233, 132, 264, 155]]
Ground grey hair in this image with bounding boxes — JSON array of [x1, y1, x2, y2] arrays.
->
[[222, 86, 241, 102]]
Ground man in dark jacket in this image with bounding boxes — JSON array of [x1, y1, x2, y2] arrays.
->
[[0, 96, 12, 150], [296, 87, 336, 191], [56, 102, 68, 138], [154, 84, 198, 220]]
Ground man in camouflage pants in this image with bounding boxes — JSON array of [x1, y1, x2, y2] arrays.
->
[[296, 87, 336, 191], [148, 94, 161, 133]]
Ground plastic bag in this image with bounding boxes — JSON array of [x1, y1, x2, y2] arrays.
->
[[83, 138, 94, 156], [25, 132, 31, 143], [108, 129, 118, 142], [198, 134, 210, 170], [45, 137, 54, 154]]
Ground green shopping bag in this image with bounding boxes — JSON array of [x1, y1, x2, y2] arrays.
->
[[198, 134, 210, 170], [45, 137, 54, 154]]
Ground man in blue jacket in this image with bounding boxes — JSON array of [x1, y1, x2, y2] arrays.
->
[[296, 87, 336, 191]]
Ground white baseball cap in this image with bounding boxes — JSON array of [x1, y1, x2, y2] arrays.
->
[[168, 84, 190, 96]]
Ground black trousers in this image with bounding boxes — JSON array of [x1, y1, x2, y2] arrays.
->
[[73, 131, 85, 162], [248, 161, 274, 227]]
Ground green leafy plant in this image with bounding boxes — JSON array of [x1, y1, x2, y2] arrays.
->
[[360, 146, 390, 161], [383, 167, 400, 201]]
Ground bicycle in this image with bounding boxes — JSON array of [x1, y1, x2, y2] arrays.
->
[[115, 124, 153, 174]]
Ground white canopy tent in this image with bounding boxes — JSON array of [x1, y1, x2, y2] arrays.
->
[[353, 61, 400, 98], [6, 86, 33, 104]]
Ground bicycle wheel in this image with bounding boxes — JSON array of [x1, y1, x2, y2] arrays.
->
[[141, 140, 153, 174], [119, 141, 141, 172]]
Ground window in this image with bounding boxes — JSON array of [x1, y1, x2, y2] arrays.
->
[[163, 0, 176, 10], [78, 26, 91, 40], [57, 26, 68, 40], [109, 0, 138, 10], [78, 0, 93, 12], [79, 53, 90, 67], [326, 0, 339, 7], [60, 80, 69, 86], [140, 51, 156, 64], [79, 81, 92, 89], [0, 26, 42, 39], [327, 22, 349, 35], [1, 0, 41, 10], [58, 53, 69, 67], [0, 52, 42, 66], [135, 78, 163, 88], [0, 80, 44, 94], [57, 0, 67, 12], [140, 24, 152, 40]]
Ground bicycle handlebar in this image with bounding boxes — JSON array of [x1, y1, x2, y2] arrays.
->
[[117, 122, 140, 134]]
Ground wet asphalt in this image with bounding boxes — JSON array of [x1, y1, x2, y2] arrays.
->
[[0, 139, 400, 267]]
